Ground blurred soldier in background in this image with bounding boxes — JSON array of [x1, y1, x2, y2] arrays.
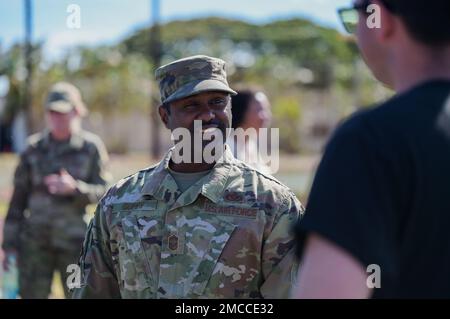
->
[[2, 82, 110, 298]]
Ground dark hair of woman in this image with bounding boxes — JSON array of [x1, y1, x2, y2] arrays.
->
[[231, 89, 257, 129]]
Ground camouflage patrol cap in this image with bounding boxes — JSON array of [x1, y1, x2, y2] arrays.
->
[[155, 55, 237, 104], [45, 82, 87, 116]]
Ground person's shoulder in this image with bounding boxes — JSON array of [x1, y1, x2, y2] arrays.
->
[[228, 159, 300, 207], [100, 164, 158, 205], [22, 131, 46, 155], [230, 159, 287, 188], [26, 131, 44, 147], [322, 95, 416, 170], [77, 130, 110, 159], [78, 130, 106, 149], [337, 106, 376, 135], [333, 87, 428, 146], [328, 101, 392, 149], [350, 80, 449, 127], [326, 109, 373, 150]]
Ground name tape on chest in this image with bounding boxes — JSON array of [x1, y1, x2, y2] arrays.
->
[[203, 201, 258, 219]]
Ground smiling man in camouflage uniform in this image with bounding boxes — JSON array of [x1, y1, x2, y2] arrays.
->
[[72, 55, 303, 299], [2, 82, 110, 298]]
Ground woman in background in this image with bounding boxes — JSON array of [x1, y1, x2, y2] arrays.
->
[[229, 88, 273, 174]]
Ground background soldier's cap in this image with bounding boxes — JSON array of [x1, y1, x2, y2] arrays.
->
[[45, 82, 87, 116], [155, 55, 237, 104]]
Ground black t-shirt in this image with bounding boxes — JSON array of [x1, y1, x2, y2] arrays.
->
[[295, 79, 450, 298]]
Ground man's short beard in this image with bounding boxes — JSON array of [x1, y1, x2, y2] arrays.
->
[[171, 120, 228, 164]]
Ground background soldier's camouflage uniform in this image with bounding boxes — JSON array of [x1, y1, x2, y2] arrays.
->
[[2, 129, 110, 298], [72, 145, 303, 299]]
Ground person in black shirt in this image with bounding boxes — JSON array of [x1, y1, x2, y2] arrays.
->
[[293, 0, 450, 298]]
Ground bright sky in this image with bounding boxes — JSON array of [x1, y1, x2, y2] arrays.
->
[[0, 0, 352, 60]]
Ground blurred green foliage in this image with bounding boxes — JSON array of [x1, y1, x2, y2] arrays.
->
[[272, 96, 303, 153], [0, 17, 388, 153], [124, 17, 359, 88]]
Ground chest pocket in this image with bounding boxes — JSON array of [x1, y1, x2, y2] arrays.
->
[[28, 154, 53, 187], [188, 219, 236, 296], [112, 201, 160, 295], [157, 215, 237, 298], [64, 153, 92, 181]]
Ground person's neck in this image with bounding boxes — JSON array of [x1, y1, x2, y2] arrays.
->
[[169, 161, 215, 173], [391, 45, 450, 94]]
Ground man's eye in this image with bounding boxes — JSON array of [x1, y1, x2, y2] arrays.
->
[[210, 98, 226, 106], [184, 103, 198, 109]]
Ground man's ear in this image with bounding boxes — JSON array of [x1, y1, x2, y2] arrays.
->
[[226, 104, 233, 128], [158, 104, 170, 129]]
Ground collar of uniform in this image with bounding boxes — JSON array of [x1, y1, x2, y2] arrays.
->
[[41, 129, 52, 150], [140, 148, 180, 205], [41, 129, 84, 150], [200, 144, 234, 203], [141, 144, 235, 204]]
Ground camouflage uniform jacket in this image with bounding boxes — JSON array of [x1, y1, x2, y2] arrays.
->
[[2, 129, 110, 251], [72, 145, 303, 299]]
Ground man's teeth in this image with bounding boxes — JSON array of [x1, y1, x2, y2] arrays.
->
[[203, 127, 219, 133]]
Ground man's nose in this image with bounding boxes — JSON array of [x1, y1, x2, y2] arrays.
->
[[197, 106, 215, 122]]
